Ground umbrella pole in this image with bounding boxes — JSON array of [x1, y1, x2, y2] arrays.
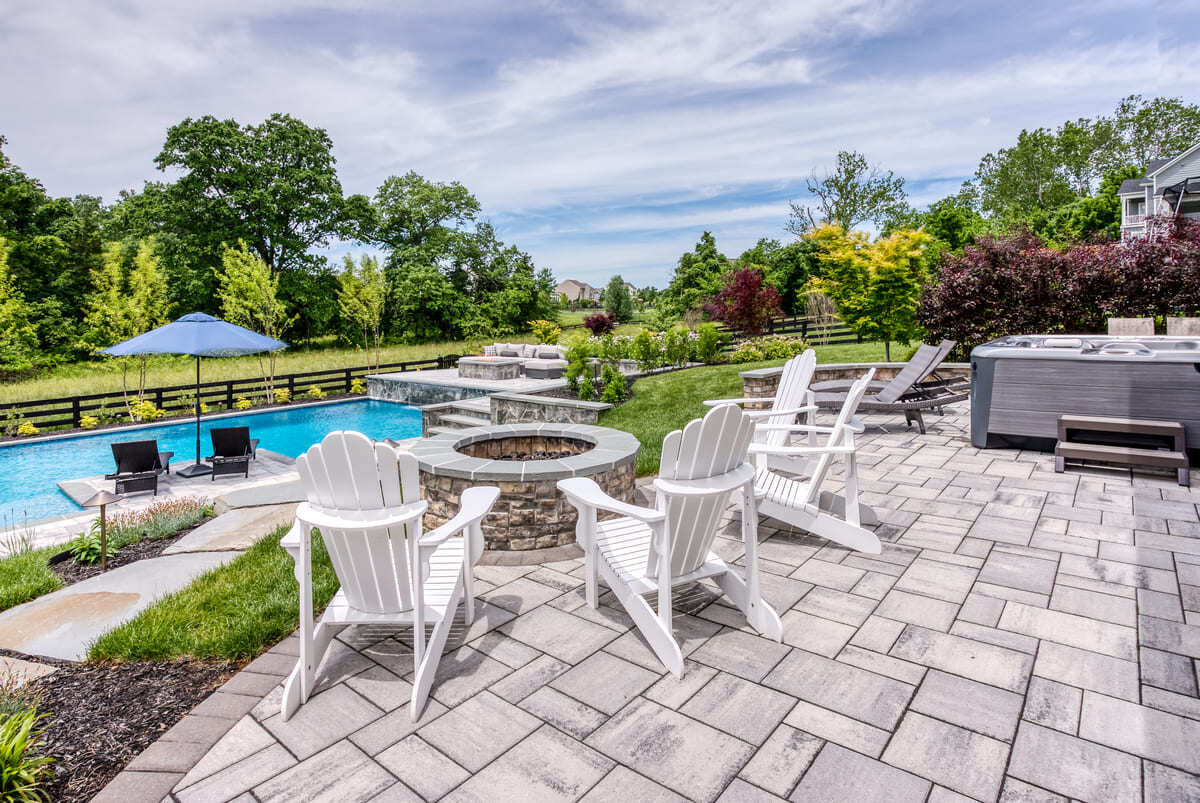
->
[[176, 355, 212, 477]]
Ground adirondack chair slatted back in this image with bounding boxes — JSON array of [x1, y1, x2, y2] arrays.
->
[[653, 404, 756, 577], [803, 369, 875, 505], [761, 350, 816, 449], [295, 431, 422, 615], [873, 345, 941, 404]]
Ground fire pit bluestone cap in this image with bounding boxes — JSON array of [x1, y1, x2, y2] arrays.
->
[[411, 422, 640, 483]]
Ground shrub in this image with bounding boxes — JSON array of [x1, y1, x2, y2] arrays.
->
[[630, 330, 663, 372], [597, 334, 626, 366], [919, 218, 1200, 354], [583, 312, 616, 335], [234, 397, 252, 410], [563, 337, 593, 392], [0, 708, 54, 801], [273, 388, 291, 404], [350, 378, 367, 395], [128, 400, 165, 422], [78, 415, 99, 430], [15, 422, 38, 437], [695, 323, 725, 364], [704, 266, 782, 336], [729, 342, 766, 363], [600, 364, 628, 404], [528, 320, 562, 344], [68, 527, 108, 565], [645, 307, 678, 332], [305, 386, 326, 400], [578, 372, 597, 401], [663, 328, 695, 368]]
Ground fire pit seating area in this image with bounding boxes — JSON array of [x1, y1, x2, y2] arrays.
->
[[481, 342, 569, 379], [412, 423, 639, 550]]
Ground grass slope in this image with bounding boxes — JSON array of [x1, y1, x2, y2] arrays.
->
[[0, 546, 63, 612], [89, 526, 338, 661], [601, 340, 909, 475]]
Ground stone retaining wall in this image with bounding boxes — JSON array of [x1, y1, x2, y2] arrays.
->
[[490, 392, 612, 426]]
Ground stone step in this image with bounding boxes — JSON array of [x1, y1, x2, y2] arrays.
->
[[440, 413, 491, 429], [426, 425, 456, 436], [450, 398, 491, 414]]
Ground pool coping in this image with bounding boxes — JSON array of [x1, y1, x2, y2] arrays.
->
[[0, 396, 411, 450]]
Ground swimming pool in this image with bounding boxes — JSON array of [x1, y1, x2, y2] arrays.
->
[[0, 399, 422, 524]]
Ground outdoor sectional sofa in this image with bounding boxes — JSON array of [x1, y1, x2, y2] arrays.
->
[[483, 342, 568, 378]]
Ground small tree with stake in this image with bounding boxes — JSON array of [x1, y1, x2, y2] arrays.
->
[[705, 266, 781, 336]]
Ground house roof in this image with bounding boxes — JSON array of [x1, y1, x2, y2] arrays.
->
[[1118, 178, 1146, 195], [1148, 143, 1200, 177]]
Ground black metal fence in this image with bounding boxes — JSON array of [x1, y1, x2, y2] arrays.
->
[[0, 356, 458, 432]]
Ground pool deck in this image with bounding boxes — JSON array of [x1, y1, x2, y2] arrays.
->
[[8, 451, 300, 554], [98, 402, 1200, 803]]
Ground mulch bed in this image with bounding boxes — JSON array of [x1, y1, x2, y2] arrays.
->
[[48, 517, 211, 586], [2, 647, 240, 803]]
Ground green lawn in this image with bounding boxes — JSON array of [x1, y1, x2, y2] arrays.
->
[[601, 340, 909, 475], [90, 525, 338, 661], [0, 545, 63, 613]]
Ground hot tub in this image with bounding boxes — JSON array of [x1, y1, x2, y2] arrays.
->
[[970, 335, 1200, 449]]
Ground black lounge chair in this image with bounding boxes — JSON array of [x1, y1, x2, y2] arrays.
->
[[106, 440, 173, 495], [811, 340, 969, 434], [206, 426, 259, 480]]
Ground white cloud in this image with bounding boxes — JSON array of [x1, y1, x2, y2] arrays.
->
[[1, 0, 1196, 287]]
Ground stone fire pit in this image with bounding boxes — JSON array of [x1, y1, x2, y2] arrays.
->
[[411, 423, 640, 551]]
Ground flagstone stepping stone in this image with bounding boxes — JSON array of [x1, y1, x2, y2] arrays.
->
[[0, 551, 238, 660]]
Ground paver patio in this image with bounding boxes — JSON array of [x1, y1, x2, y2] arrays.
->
[[97, 403, 1200, 802]]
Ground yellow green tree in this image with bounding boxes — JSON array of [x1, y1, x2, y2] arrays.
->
[[809, 224, 932, 360], [128, 238, 170, 335], [218, 241, 294, 396], [337, 254, 387, 369]]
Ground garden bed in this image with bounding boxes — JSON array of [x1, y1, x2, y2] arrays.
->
[[2, 647, 238, 803], [47, 515, 211, 586]]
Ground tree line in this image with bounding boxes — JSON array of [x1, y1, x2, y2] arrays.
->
[[0, 114, 557, 376], [654, 94, 1200, 358]]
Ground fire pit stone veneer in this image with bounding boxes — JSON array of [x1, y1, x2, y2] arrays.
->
[[411, 423, 640, 551]]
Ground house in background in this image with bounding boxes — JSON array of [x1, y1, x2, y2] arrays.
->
[[555, 279, 602, 303], [1119, 141, 1200, 239]]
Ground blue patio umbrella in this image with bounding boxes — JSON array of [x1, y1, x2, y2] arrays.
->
[[102, 313, 288, 477]]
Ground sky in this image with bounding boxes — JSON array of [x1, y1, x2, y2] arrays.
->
[[2, 0, 1198, 287]]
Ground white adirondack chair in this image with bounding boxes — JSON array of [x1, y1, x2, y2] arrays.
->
[[280, 431, 499, 722], [558, 404, 782, 676], [704, 349, 819, 457], [749, 370, 882, 554]]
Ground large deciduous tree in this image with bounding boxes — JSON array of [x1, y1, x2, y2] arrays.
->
[[788, 151, 907, 234], [156, 113, 359, 274]]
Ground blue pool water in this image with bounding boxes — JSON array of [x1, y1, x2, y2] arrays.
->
[[0, 399, 422, 524]]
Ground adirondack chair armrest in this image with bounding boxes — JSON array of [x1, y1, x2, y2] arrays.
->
[[279, 521, 302, 551], [295, 500, 428, 532], [557, 477, 665, 522], [653, 462, 756, 497], [742, 405, 817, 419], [749, 443, 856, 457], [420, 486, 500, 547], [753, 423, 839, 433], [702, 397, 776, 407]]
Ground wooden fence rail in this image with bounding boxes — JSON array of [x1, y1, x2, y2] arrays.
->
[[0, 356, 455, 431]]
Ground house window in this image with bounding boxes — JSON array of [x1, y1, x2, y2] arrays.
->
[[1127, 198, 1145, 216], [1179, 199, 1200, 216]]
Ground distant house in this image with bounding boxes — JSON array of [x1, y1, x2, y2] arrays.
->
[[1119, 142, 1200, 239], [555, 279, 601, 302]]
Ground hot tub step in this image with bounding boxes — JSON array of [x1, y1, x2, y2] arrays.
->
[[1055, 415, 1189, 486]]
